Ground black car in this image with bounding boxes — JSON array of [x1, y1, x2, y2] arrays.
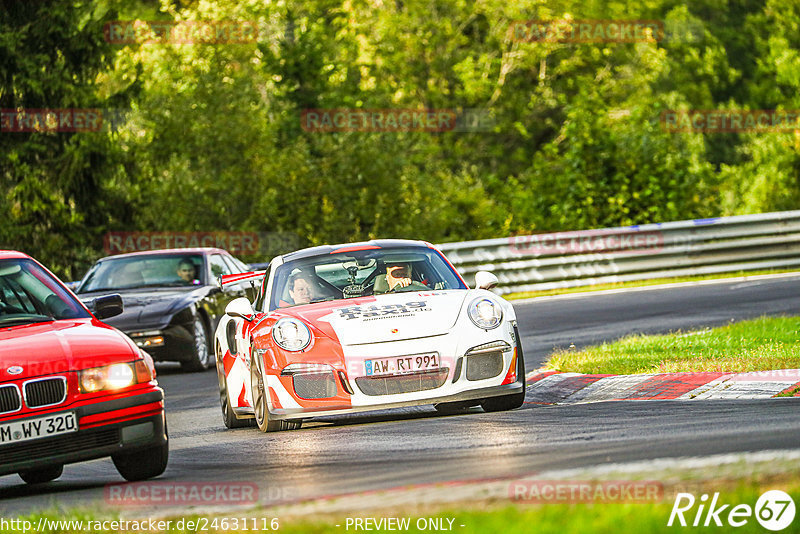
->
[[76, 248, 257, 371]]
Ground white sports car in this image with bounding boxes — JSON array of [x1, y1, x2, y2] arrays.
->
[[214, 240, 525, 431]]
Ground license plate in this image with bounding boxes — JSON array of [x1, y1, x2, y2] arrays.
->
[[0, 412, 78, 445], [365, 353, 439, 376]]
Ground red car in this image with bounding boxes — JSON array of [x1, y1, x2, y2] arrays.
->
[[0, 251, 168, 484]]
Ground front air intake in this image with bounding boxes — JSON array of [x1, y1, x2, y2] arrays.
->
[[355, 368, 449, 396], [464, 341, 510, 381], [292, 372, 338, 399]]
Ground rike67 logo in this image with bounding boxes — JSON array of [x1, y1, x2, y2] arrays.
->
[[668, 491, 796, 531]]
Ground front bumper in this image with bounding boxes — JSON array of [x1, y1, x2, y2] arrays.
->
[[264, 380, 524, 420], [233, 317, 525, 421], [0, 389, 166, 477], [129, 324, 194, 363]]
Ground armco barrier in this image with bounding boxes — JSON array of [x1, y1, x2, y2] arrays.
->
[[436, 211, 800, 295]]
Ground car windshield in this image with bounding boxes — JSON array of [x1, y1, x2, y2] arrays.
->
[[78, 254, 205, 292], [269, 246, 466, 311], [0, 258, 90, 325]]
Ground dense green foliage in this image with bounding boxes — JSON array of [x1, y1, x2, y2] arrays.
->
[[2, 0, 800, 278]]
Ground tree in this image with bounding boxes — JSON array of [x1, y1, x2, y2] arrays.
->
[[0, 0, 137, 278]]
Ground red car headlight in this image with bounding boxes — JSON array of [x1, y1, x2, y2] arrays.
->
[[79, 360, 152, 393]]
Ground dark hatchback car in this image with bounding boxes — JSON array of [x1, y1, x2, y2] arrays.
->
[[76, 248, 256, 372]]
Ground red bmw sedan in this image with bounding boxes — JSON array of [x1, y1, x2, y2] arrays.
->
[[0, 251, 168, 484]]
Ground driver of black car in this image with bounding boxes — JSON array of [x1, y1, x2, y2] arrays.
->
[[176, 258, 197, 285]]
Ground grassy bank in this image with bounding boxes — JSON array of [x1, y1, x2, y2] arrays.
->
[[11, 453, 800, 533], [505, 269, 798, 300], [545, 316, 800, 375], [12, 480, 800, 534]]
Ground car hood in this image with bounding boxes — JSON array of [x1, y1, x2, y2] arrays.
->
[[278, 290, 469, 345], [0, 319, 139, 378], [78, 286, 212, 331]]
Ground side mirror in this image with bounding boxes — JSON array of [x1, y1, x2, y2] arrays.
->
[[226, 297, 254, 321], [475, 271, 499, 291], [93, 294, 123, 320]]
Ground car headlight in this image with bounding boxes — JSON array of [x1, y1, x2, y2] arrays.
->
[[468, 297, 503, 330], [79, 360, 151, 393], [129, 330, 165, 348], [272, 317, 312, 351]]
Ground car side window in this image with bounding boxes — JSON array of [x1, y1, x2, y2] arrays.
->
[[210, 254, 234, 281], [221, 254, 244, 274]]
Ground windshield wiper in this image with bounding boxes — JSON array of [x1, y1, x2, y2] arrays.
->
[[0, 315, 56, 327]]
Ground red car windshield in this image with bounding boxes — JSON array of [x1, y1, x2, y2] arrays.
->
[[0, 258, 90, 326]]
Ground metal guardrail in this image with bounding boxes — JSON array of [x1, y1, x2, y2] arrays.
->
[[437, 210, 800, 295]]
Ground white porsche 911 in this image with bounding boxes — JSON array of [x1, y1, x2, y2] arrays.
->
[[214, 239, 525, 431]]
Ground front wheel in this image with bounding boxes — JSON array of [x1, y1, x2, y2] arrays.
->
[[112, 440, 169, 481], [181, 315, 213, 372], [250, 354, 301, 432], [18, 465, 63, 484], [217, 345, 252, 429]]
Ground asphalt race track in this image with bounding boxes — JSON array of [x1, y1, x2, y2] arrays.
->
[[2, 274, 800, 515]]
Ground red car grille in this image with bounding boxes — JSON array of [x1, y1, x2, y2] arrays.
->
[[24, 377, 67, 408], [355, 368, 449, 396], [0, 385, 21, 414]]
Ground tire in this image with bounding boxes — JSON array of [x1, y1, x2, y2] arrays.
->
[[112, 440, 169, 482], [481, 334, 526, 413], [181, 314, 213, 372], [217, 344, 252, 429], [18, 465, 63, 484], [250, 354, 302, 432]]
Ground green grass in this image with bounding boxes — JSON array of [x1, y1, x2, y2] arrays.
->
[[545, 315, 800, 375], [10, 482, 800, 533], [505, 269, 799, 300]]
